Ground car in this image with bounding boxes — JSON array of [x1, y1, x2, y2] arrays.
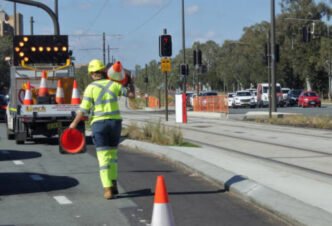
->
[[185, 91, 195, 107], [199, 91, 218, 96], [227, 92, 235, 107], [233, 90, 256, 108], [298, 90, 321, 108], [285, 89, 302, 106], [199, 91, 218, 107], [281, 88, 290, 101], [0, 94, 8, 122]]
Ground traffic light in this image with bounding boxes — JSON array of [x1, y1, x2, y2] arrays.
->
[[193, 49, 202, 66], [302, 26, 311, 42], [275, 44, 280, 63], [13, 35, 69, 66], [159, 34, 172, 57], [180, 64, 189, 75]]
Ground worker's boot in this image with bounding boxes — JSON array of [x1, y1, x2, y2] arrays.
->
[[111, 180, 119, 195], [103, 187, 112, 200]]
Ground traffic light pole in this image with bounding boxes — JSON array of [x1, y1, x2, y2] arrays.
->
[[270, 0, 277, 112], [165, 71, 168, 121], [181, 0, 187, 94]]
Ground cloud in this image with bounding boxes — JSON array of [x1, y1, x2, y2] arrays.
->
[[124, 0, 166, 6], [186, 5, 199, 16], [194, 31, 217, 43]]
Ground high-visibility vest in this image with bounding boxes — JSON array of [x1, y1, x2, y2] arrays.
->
[[79, 79, 123, 124]]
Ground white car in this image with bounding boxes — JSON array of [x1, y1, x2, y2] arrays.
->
[[227, 93, 235, 107], [233, 91, 256, 108], [281, 88, 290, 101]]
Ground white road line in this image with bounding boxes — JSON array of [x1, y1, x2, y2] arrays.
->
[[53, 196, 73, 205], [30, 174, 43, 181], [13, 160, 24, 165]]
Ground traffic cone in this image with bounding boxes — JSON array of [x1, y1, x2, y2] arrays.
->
[[71, 80, 81, 104], [107, 61, 125, 81], [38, 70, 49, 97], [55, 80, 64, 104], [151, 176, 175, 226], [23, 81, 33, 105]]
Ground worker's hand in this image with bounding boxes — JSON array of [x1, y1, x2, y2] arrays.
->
[[69, 122, 77, 129]]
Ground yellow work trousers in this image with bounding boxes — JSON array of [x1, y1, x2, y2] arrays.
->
[[96, 148, 118, 188]]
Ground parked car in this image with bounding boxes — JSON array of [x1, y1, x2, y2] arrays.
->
[[0, 94, 8, 122], [199, 91, 218, 96], [233, 90, 256, 108], [281, 88, 290, 101], [227, 92, 235, 107], [285, 89, 302, 106], [298, 91, 321, 108], [185, 91, 195, 107], [199, 91, 218, 107]]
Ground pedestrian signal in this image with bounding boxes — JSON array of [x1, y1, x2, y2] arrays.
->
[[159, 34, 172, 57], [13, 35, 69, 66]]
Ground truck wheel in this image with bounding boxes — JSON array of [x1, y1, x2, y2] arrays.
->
[[7, 129, 15, 140], [16, 138, 24, 144]]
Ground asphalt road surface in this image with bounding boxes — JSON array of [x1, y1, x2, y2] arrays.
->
[[0, 123, 291, 226]]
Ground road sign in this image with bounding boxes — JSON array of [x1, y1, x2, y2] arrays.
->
[[161, 57, 171, 73]]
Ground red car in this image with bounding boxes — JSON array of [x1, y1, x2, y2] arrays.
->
[[298, 91, 321, 108]]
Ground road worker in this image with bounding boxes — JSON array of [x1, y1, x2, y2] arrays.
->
[[69, 59, 131, 199]]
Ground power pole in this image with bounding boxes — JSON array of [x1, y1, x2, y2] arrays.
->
[[30, 16, 34, 35], [102, 32, 106, 64]]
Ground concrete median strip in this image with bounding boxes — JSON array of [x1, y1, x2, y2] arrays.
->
[[120, 139, 332, 226]]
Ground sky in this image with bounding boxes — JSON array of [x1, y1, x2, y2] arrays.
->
[[0, 0, 289, 70]]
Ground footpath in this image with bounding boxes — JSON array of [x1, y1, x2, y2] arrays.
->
[[120, 108, 332, 226]]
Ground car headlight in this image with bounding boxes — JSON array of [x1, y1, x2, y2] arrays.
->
[[304, 98, 309, 102]]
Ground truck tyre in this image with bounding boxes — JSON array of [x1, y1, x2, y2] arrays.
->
[[7, 127, 15, 140]]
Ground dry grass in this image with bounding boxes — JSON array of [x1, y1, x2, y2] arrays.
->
[[122, 120, 193, 146], [254, 115, 332, 129]]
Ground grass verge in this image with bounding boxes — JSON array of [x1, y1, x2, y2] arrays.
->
[[122, 120, 199, 147], [253, 115, 332, 129]]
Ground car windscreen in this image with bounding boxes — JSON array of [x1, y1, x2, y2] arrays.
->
[[236, 92, 251, 96]]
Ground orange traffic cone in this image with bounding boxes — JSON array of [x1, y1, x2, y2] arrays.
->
[[71, 80, 81, 104], [151, 176, 175, 226], [38, 71, 48, 97], [23, 81, 33, 105], [107, 61, 125, 81], [55, 80, 64, 104]]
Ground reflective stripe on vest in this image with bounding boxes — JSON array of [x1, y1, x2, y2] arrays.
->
[[89, 80, 119, 116]]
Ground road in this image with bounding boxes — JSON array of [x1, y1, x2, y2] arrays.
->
[[120, 105, 332, 226], [0, 121, 290, 226]]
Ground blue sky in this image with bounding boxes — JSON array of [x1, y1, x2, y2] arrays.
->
[[2, 0, 285, 69]]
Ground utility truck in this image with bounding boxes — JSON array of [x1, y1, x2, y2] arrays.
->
[[6, 35, 86, 153]]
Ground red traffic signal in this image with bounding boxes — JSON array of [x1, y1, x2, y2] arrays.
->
[[159, 34, 172, 57]]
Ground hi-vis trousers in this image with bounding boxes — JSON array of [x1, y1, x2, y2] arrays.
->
[[91, 119, 122, 188]]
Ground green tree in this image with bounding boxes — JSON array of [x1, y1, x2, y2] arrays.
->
[[0, 36, 12, 94]]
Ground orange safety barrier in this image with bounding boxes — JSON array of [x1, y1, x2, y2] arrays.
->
[[148, 96, 159, 108], [193, 95, 229, 113]]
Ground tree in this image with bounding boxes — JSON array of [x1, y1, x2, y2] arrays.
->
[[0, 36, 12, 94]]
